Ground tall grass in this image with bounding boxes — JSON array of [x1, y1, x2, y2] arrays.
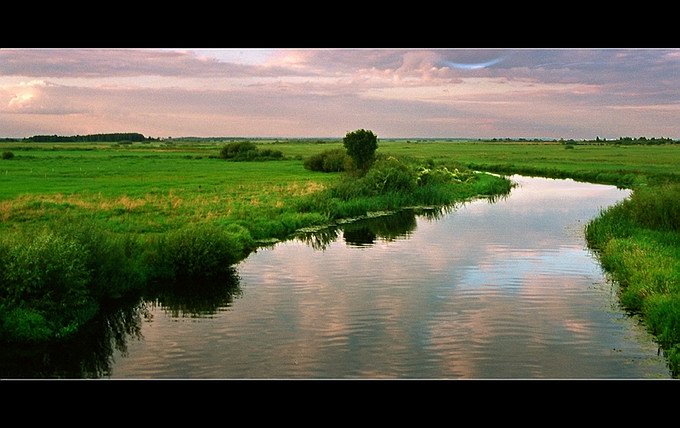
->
[[149, 222, 254, 283], [0, 230, 97, 342], [586, 185, 680, 376], [0, 221, 257, 343], [298, 156, 512, 221]]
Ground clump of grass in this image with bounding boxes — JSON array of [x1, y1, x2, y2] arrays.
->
[[149, 222, 255, 283], [626, 184, 680, 232], [2, 151, 14, 160], [58, 220, 148, 299]]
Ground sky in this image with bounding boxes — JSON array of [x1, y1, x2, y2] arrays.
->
[[1, 48, 679, 139]]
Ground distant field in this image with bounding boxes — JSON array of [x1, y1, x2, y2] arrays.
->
[[264, 140, 680, 185], [2, 141, 679, 236], [0, 142, 336, 235]]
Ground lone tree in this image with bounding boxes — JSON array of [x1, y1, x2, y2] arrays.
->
[[343, 129, 378, 174]]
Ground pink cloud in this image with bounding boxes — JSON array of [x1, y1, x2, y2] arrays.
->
[[0, 49, 679, 138]]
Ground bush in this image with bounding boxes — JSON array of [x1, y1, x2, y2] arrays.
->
[[364, 157, 417, 194], [1, 232, 91, 310], [257, 148, 284, 159], [151, 223, 253, 283], [0, 230, 97, 341], [58, 221, 147, 299], [331, 156, 417, 199], [0, 308, 52, 342], [219, 141, 257, 160], [2, 151, 14, 160], [219, 142, 284, 161], [303, 148, 350, 172]]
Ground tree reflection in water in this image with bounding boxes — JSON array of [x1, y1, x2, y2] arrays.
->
[[0, 269, 242, 378], [149, 268, 242, 318], [297, 208, 445, 250], [342, 210, 418, 247], [0, 298, 148, 378]]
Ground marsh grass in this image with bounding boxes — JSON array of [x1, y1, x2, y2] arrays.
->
[[586, 188, 680, 375]]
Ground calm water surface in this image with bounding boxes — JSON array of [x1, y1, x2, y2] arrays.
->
[[2, 176, 669, 378], [106, 175, 669, 378]]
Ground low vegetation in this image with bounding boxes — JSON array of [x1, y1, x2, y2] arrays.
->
[[586, 185, 680, 375]]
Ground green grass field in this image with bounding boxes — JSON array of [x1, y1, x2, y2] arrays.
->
[[1, 139, 679, 375], [0, 143, 336, 236]]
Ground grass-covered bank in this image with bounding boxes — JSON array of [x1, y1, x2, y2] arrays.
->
[[0, 141, 511, 344], [399, 141, 680, 377], [0, 221, 254, 342], [586, 185, 680, 376]]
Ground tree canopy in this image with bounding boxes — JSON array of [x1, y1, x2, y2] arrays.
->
[[343, 129, 378, 173]]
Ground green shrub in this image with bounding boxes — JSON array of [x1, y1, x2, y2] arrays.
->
[[0, 230, 97, 341], [219, 141, 257, 159], [151, 223, 253, 283], [59, 221, 147, 299], [2, 151, 14, 160], [0, 308, 52, 342], [1, 232, 91, 310], [219, 142, 284, 161], [257, 148, 284, 159], [304, 149, 350, 172], [364, 157, 417, 194]]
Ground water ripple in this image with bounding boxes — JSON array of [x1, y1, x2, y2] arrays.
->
[[110, 176, 669, 379]]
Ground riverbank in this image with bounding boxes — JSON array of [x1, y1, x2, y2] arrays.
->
[[585, 185, 680, 376], [0, 142, 512, 344], [401, 142, 680, 377]]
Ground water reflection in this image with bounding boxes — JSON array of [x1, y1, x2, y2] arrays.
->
[[343, 210, 418, 247], [297, 208, 433, 250], [0, 298, 148, 379], [0, 271, 242, 378], [4, 176, 670, 378], [149, 268, 242, 318]]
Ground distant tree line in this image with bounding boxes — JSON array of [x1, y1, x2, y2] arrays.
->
[[607, 136, 677, 145], [23, 133, 153, 143], [559, 136, 678, 145], [475, 136, 679, 145], [0, 133, 157, 143], [479, 138, 554, 143]]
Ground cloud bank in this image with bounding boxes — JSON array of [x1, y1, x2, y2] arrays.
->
[[1, 48, 678, 138]]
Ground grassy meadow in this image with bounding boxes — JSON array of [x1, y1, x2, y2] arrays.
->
[[1, 139, 679, 375]]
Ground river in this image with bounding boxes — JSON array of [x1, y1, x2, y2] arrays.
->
[[1, 175, 671, 378]]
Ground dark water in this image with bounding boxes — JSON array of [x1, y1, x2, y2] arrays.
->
[[1, 176, 671, 378]]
